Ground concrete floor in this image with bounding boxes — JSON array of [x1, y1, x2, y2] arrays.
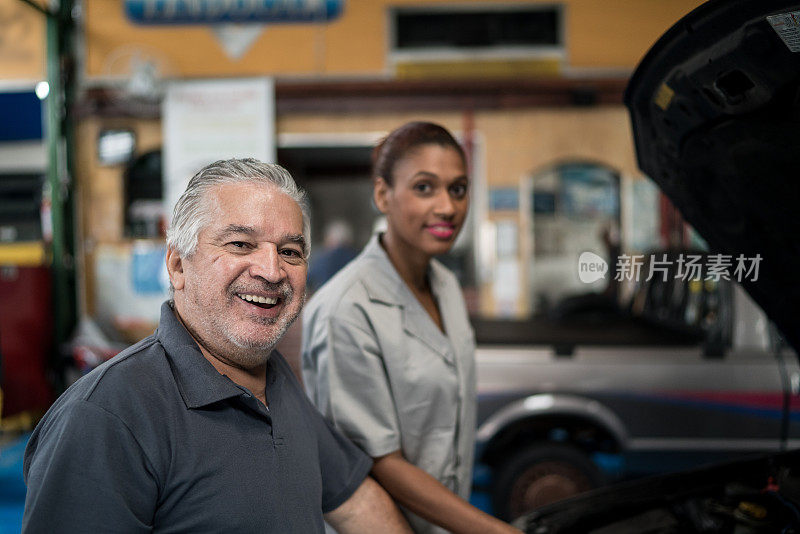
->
[[0, 432, 26, 534]]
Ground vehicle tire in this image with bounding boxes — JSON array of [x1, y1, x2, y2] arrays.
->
[[491, 443, 603, 521]]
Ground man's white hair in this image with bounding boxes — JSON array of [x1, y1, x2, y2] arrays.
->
[[166, 158, 311, 258]]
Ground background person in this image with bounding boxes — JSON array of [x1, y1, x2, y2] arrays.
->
[[23, 159, 411, 534], [308, 219, 359, 292], [302, 123, 520, 533]]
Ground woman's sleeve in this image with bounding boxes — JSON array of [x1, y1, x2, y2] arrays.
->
[[305, 309, 401, 458]]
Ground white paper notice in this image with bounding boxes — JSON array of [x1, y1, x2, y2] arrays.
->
[[496, 220, 518, 258], [163, 77, 275, 221], [493, 258, 520, 316]]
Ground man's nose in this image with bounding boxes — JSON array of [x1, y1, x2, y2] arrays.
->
[[248, 244, 285, 283]]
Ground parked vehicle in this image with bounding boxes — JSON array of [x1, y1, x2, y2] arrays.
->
[[504, 0, 800, 531], [473, 260, 798, 520]]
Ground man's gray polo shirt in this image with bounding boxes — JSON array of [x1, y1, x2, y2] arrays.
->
[[22, 302, 372, 533]]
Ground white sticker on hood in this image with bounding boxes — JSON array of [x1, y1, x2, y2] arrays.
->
[[767, 12, 800, 52]]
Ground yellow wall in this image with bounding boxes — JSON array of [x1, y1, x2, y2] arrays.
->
[[281, 106, 638, 317], [77, 107, 638, 243], [0, 0, 46, 81], [279, 106, 639, 183], [76, 117, 162, 316], [84, 0, 704, 79], [76, 0, 692, 320], [76, 106, 637, 318], [76, 118, 162, 245], [567, 0, 704, 68]]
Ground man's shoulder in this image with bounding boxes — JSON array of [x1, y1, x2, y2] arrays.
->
[[27, 333, 177, 469], [57, 333, 176, 413]]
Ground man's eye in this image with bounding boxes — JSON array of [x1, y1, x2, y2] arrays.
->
[[228, 241, 250, 249], [280, 248, 304, 260]]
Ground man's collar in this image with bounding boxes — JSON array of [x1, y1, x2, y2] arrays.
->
[[156, 301, 247, 409]]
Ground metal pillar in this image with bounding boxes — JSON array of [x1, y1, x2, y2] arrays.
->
[[40, 0, 78, 374]]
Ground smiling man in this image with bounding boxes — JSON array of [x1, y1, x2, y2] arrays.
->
[[22, 159, 411, 534]]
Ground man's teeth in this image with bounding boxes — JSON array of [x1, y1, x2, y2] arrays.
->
[[239, 294, 278, 305]]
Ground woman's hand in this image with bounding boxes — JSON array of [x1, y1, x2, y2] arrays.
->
[[372, 451, 522, 534]]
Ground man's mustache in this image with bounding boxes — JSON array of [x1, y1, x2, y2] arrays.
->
[[231, 282, 293, 299]]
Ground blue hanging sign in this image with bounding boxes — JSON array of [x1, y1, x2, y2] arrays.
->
[[125, 0, 344, 25], [0, 91, 42, 142]]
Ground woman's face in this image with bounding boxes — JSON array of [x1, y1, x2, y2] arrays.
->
[[374, 143, 469, 260]]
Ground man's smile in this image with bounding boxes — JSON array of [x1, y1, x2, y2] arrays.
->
[[237, 293, 280, 308]]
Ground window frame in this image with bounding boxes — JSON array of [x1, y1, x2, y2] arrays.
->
[[386, 3, 567, 71]]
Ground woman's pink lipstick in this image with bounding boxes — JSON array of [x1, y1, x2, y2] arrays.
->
[[426, 224, 456, 239]]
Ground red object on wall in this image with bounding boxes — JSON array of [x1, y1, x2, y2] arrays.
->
[[0, 266, 54, 418]]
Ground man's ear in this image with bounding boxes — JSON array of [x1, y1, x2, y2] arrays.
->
[[373, 177, 390, 214], [166, 247, 185, 291]]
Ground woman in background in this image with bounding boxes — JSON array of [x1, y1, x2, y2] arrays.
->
[[302, 122, 519, 534]]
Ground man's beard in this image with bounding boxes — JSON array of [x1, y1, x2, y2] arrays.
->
[[224, 304, 302, 367], [216, 280, 304, 368], [184, 281, 305, 370]]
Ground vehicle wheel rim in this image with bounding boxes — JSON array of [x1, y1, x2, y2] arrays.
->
[[509, 460, 594, 518]]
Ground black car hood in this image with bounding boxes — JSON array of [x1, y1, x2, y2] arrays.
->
[[517, 448, 800, 533], [624, 0, 800, 355]]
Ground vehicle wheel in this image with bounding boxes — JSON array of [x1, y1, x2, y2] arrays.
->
[[491, 443, 603, 521]]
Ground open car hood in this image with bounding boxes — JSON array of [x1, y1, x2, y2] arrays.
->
[[516, 448, 800, 533], [624, 0, 800, 356]]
